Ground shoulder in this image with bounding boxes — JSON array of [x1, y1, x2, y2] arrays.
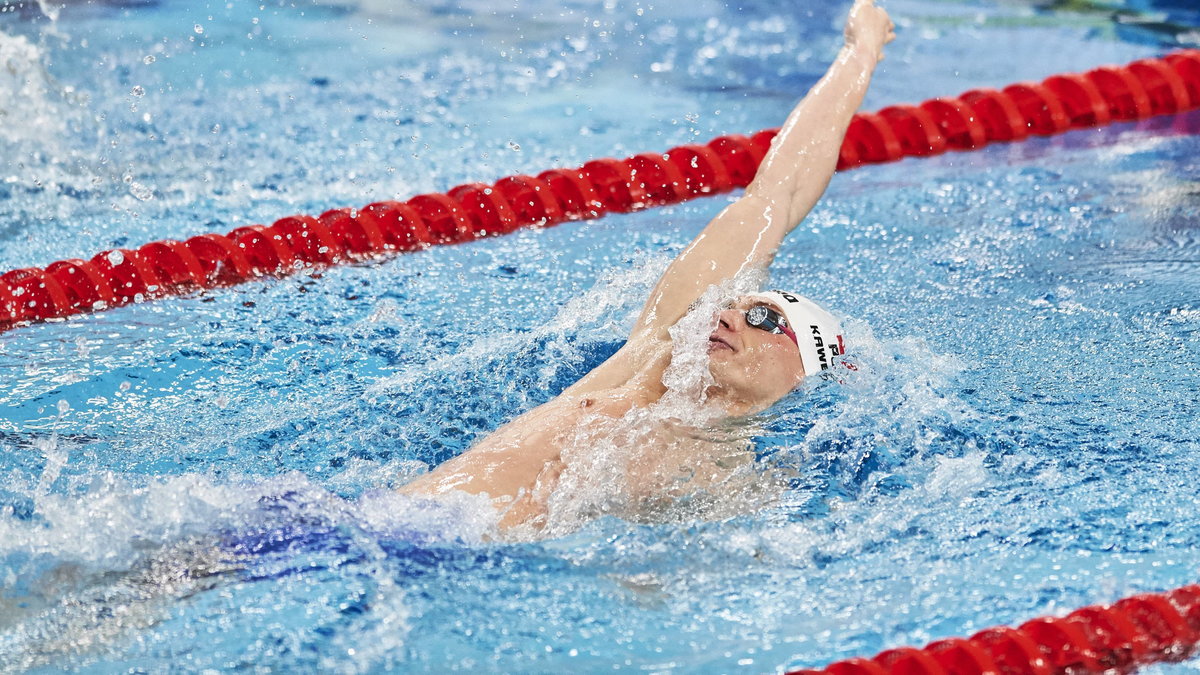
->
[[561, 335, 672, 399]]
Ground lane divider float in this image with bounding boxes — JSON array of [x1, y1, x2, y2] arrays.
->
[[1, 49, 1198, 331], [788, 585, 1200, 675]]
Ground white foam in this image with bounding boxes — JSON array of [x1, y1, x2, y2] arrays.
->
[[0, 468, 440, 671], [799, 317, 973, 456], [34, 0, 61, 22], [924, 451, 989, 501], [0, 30, 74, 146], [0, 469, 499, 567], [357, 488, 500, 543], [1, 472, 256, 563]]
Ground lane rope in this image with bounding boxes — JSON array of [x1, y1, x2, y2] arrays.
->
[[0, 47, 1195, 331], [789, 585, 1200, 675], [2, 44, 1198, 675], [1, 49, 1198, 331]]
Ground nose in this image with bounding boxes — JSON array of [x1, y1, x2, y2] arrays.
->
[[716, 307, 744, 331]]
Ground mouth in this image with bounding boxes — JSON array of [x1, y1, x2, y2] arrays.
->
[[707, 334, 734, 352]]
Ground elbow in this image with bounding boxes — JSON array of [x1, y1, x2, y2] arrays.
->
[[740, 182, 782, 208]]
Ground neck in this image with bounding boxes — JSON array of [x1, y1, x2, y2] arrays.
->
[[703, 384, 766, 418]]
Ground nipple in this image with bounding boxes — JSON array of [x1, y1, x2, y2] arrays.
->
[[579, 398, 594, 408]]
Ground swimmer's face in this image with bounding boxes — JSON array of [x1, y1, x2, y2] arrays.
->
[[707, 297, 805, 406]]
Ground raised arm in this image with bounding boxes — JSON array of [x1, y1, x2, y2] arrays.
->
[[628, 0, 894, 343], [562, 0, 893, 397]]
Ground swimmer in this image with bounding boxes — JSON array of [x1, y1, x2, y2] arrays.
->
[[399, 0, 895, 532]]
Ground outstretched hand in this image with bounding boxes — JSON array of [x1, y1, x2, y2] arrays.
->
[[844, 0, 895, 63]]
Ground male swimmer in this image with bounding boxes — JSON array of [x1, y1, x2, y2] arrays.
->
[[400, 0, 895, 532]]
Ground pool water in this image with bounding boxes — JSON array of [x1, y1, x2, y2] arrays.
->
[[2, 0, 1199, 672]]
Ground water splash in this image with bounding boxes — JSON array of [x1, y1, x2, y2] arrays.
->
[[0, 31, 68, 145], [528, 271, 785, 537], [0, 470, 508, 669], [35, 0, 62, 22], [33, 400, 72, 497]]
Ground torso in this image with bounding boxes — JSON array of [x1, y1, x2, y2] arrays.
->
[[398, 338, 760, 532]]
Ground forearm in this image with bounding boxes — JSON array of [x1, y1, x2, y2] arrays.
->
[[623, 0, 893, 343], [625, 50, 884, 343], [745, 45, 881, 227]]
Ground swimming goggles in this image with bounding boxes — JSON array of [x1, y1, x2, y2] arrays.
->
[[745, 305, 798, 346]]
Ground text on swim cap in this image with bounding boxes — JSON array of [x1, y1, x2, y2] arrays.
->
[[810, 325, 842, 371]]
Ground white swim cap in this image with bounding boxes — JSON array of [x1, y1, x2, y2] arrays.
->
[[744, 290, 845, 377]]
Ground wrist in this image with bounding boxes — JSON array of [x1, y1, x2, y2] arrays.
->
[[839, 42, 880, 69]]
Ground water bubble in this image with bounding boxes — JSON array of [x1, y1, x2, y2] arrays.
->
[[194, 24, 204, 34], [57, 400, 70, 414], [119, 381, 131, 392], [508, 141, 520, 151], [107, 250, 125, 266], [131, 85, 145, 97], [128, 181, 154, 201], [143, 55, 156, 65]]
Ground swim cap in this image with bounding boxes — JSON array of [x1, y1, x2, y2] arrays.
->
[[744, 290, 845, 377]]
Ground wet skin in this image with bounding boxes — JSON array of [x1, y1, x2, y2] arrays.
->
[[397, 0, 895, 532], [397, 297, 805, 531]]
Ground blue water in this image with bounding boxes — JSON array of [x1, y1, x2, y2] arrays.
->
[[2, 0, 1199, 672]]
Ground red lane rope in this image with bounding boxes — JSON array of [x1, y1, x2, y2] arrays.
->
[[1, 49, 1198, 331], [789, 585, 1200, 675]]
